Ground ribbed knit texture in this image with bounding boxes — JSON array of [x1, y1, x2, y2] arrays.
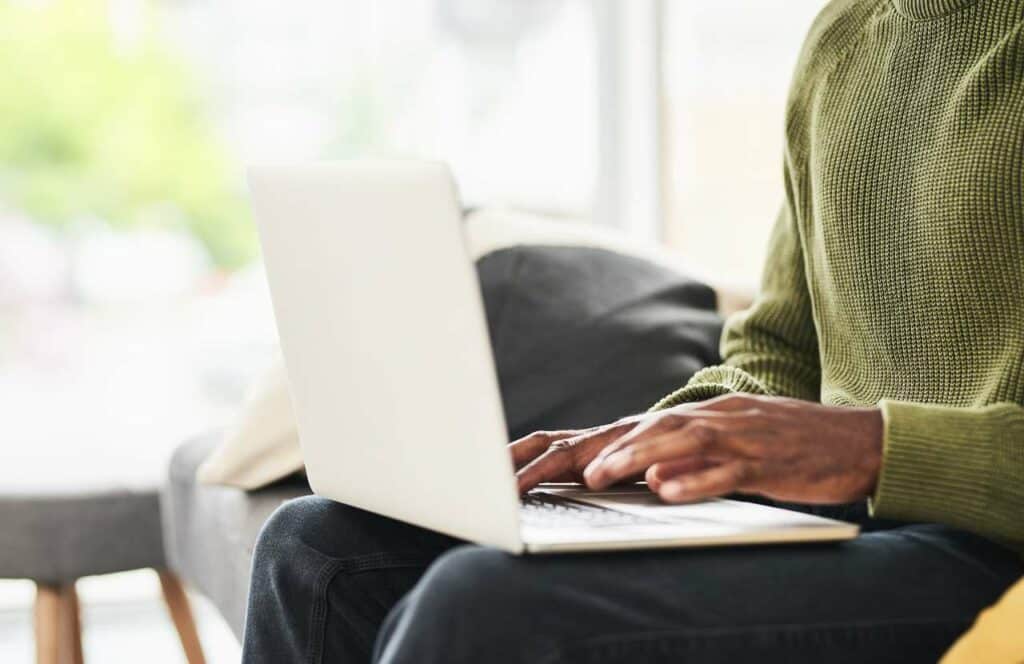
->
[[653, 0, 1024, 554]]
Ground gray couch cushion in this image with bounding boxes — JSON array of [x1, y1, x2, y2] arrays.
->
[[161, 435, 309, 637], [480, 246, 722, 438], [0, 488, 165, 583]]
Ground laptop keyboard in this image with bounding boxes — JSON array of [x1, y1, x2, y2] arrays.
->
[[520, 493, 663, 528]]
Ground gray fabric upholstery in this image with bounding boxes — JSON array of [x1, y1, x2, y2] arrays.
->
[[479, 246, 722, 438], [161, 435, 310, 638], [0, 488, 165, 583]]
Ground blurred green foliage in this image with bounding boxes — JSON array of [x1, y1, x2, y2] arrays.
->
[[0, 0, 255, 268]]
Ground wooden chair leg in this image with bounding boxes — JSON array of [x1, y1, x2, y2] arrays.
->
[[61, 584, 84, 664], [157, 571, 206, 664], [34, 584, 60, 664], [34, 582, 83, 664]]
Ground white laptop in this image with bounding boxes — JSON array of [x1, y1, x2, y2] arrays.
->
[[247, 160, 858, 554]]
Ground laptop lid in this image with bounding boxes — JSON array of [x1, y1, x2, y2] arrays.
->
[[248, 161, 523, 552]]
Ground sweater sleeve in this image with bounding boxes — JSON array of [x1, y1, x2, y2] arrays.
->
[[872, 400, 1024, 553], [651, 164, 821, 410]]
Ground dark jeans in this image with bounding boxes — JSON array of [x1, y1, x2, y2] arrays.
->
[[240, 497, 1021, 664]]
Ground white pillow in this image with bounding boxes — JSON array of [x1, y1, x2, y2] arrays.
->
[[197, 208, 727, 489], [196, 355, 303, 489]]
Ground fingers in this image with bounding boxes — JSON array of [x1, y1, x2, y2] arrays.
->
[[510, 397, 774, 495], [584, 422, 719, 490], [515, 437, 587, 494], [588, 405, 742, 469], [508, 430, 583, 470], [655, 461, 754, 503], [645, 457, 710, 491], [514, 421, 634, 493], [584, 412, 689, 468]]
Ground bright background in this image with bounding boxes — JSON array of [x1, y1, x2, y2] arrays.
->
[[0, 0, 823, 660]]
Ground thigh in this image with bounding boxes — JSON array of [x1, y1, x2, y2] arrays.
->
[[242, 496, 459, 664], [375, 525, 1023, 664]]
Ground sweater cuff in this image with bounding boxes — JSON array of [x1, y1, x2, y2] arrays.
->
[[649, 365, 769, 411], [870, 400, 993, 527]]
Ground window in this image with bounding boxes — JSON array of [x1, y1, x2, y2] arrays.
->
[[171, 0, 599, 214], [662, 0, 825, 286]]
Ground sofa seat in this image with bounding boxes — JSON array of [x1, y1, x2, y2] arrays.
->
[[161, 434, 310, 638]]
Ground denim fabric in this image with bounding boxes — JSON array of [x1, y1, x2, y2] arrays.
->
[[241, 497, 1022, 664]]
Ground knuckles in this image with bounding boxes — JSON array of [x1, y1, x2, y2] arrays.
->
[[732, 463, 754, 484], [546, 439, 578, 456], [659, 410, 691, 427], [685, 421, 715, 447]]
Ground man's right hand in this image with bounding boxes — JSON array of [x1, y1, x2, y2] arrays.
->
[[511, 400, 724, 494]]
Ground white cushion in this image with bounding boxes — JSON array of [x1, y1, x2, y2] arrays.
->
[[196, 354, 303, 489]]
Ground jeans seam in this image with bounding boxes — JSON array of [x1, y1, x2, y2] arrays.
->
[[538, 618, 972, 664], [307, 558, 346, 664], [307, 552, 440, 664]]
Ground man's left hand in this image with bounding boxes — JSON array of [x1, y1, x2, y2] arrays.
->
[[577, 394, 884, 505]]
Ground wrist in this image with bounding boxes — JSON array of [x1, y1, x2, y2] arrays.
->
[[855, 406, 884, 496]]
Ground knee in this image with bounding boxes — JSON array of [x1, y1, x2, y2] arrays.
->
[[377, 547, 538, 662], [250, 496, 332, 581], [252, 496, 390, 578], [404, 545, 528, 630], [254, 495, 329, 552], [252, 495, 426, 582], [428, 544, 514, 587]]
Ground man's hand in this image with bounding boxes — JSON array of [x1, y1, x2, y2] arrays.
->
[[509, 415, 648, 493], [580, 394, 883, 505], [510, 403, 717, 493]]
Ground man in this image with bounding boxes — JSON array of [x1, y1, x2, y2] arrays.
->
[[242, 0, 1024, 662]]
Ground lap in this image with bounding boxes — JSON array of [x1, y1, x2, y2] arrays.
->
[[377, 517, 1021, 663], [248, 496, 1023, 664], [415, 526, 1014, 624]]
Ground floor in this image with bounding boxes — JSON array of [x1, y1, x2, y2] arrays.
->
[[0, 570, 241, 663]]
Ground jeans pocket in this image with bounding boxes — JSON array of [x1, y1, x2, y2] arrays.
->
[[309, 552, 439, 664]]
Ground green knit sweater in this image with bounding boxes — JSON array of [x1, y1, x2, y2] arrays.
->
[[654, 0, 1024, 554]]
